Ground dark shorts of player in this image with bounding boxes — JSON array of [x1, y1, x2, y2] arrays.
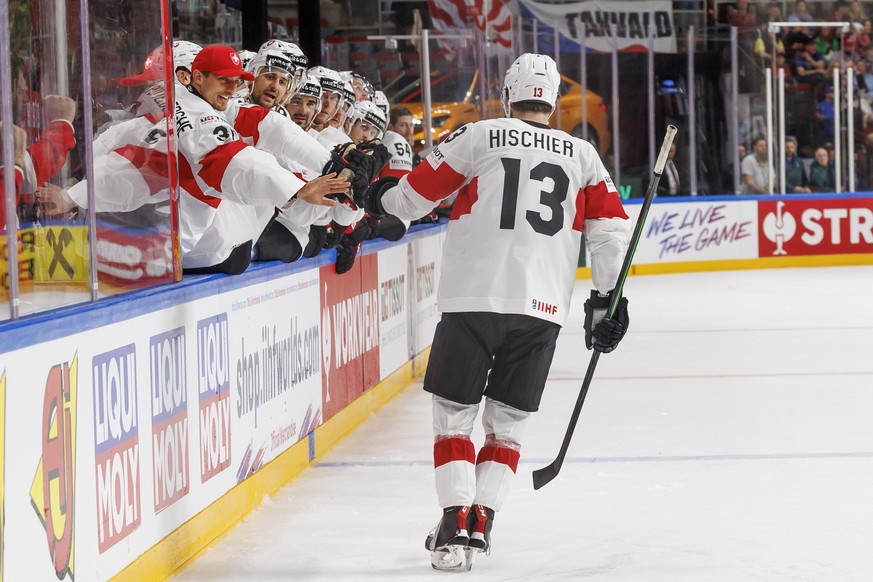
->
[[423, 311, 561, 413]]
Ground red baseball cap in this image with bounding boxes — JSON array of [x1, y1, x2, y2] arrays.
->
[[191, 45, 255, 81], [120, 47, 165, 86]]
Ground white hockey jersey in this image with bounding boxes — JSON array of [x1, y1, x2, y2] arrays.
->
[[379, 130, 414, 178], [174, 84, 309, 268], [381, 117, 629, 326]]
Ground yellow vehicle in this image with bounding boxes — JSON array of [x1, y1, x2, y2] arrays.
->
[[390, 69, 611, 155]]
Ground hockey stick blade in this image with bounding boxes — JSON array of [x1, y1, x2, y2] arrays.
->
[[532, 125, 678, 491]]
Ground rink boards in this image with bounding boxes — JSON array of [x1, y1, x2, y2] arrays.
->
[[618, 192, 873, 272], [0, 192, 871, 581], [0, 224, 445, 582]]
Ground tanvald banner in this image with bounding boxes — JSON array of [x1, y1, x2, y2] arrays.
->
[[520, 0, 677, 54]]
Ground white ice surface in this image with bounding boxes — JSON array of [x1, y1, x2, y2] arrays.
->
[[171, 266, 873, 581]]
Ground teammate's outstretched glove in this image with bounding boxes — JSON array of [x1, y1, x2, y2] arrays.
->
[[357, 139, 391, 174], [583, 289, 629, 353], [363, 176, 399, 217], [322, 142, 374, 201]]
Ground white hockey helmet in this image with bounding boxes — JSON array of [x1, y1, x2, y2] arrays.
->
[[236, 49, 257, 71], [297, 73, 323, 107], [258, 39, 309, 71], [307, 66, 346, 117], [172, 40, 202, 73], [373, 90, 389, 116], [346, 99, 388, 139], [340, 70, 375, 101], [247, 49, 303, 98], [501, 53, 561, 117]]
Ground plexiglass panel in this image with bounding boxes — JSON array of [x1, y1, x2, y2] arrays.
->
[[0, 0, 178, 320]]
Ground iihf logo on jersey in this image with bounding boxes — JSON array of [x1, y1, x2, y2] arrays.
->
[[532, 298, 558, 315]]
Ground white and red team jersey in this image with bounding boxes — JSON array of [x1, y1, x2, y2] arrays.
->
[[379, 130, 414, 178], [316, 125, 351, 149], [381, 117, 629, 326], [174, 83, 308, 269]]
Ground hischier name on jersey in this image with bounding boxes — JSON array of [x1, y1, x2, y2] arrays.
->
[[487, 127, 575, 157]]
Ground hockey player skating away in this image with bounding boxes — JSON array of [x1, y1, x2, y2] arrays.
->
[[366, 53, 631, 571]]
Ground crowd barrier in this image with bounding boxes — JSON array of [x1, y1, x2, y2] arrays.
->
[[0, 192, 871, 581]]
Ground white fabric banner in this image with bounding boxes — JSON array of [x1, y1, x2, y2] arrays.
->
[[520, 0, 678, 54]]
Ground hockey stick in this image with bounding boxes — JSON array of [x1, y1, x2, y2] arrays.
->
[[532, 124, 678, 491]]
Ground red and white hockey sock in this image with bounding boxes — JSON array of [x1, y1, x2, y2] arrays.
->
[[432, 396, 479, 507], [473, 398, 529, 511]]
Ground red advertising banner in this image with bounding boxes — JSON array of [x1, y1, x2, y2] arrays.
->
[[320, 255, 381, 421], [758, 198, 873, 257]]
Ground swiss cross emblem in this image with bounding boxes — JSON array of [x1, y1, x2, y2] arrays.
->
[[230, 52, 240, 65]]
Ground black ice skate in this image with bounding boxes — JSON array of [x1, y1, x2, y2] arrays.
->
[[425, 505, 471, 571], [467, 504, 494, 555]]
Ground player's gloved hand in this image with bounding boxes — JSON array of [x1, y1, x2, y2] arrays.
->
[[583, 289, 629, 353], [322, 142, 367, 192], [357, 139, 391, 174], [334, 220, 373, 274], [372, 214, 407, 241], [303, 224, 328, 258], [363, 176, 399, 217], [323, 222, 344, 249]]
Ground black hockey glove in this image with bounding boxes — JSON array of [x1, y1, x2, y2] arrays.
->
[[583, 289, 629, 354], [363, 176, 399, 217], [334, 220, 373, 274], [357, 139, 391, 174], [303, 224, 328, 258], [371, 214, 408, 241], [323, 222, 344, 249], [322, 142, 374, 201]]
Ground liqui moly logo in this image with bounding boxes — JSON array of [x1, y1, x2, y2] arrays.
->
[[150, 328, 189, 512], [197, 314, 231, 482], [92, 344, 141, 553], [31, 354, 78, 579]]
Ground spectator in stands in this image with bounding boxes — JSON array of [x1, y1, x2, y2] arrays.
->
[[784, 136, 812, 192], [827, 35, 858, 75], [788, 0, 814, 24], [755, 18, 786, 65], [740, 134, 773, 194], [814, 27, 840, 61], [816, 85, 836, 141], [849, 0, 868, 24], [765, 1, 782, 22], [774, 50, 793, 77], [729, 0, 759, 47], [829, 1, 851, 24], [795, 37, 828, 85], [809, 146, 837, 191], [855, 19, 872, 59]]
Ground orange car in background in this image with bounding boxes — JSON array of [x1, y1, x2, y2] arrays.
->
[[389, 69, 611, 156]]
